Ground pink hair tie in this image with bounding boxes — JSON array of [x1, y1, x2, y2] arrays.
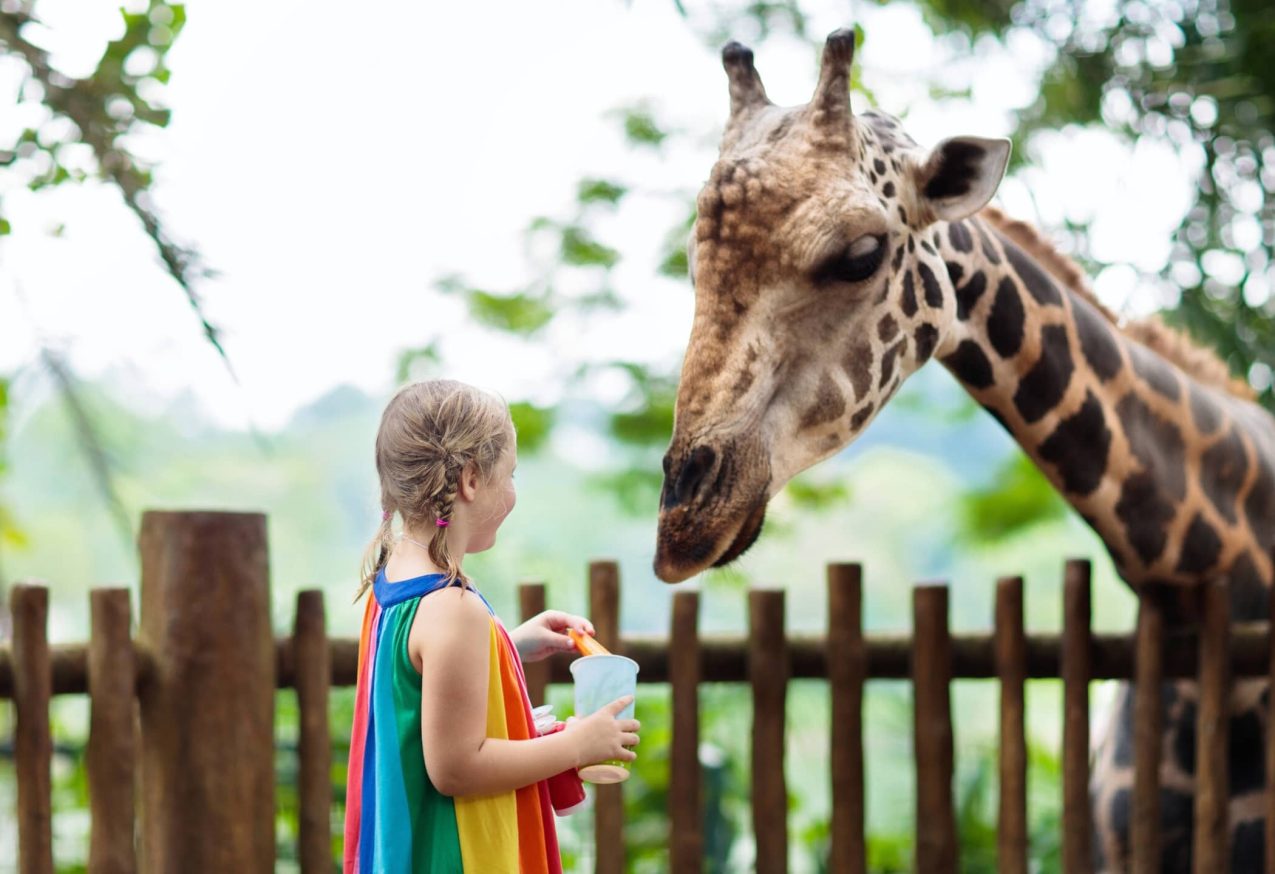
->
[[435, 519, 449, 528], [382, 510, 392, 522]]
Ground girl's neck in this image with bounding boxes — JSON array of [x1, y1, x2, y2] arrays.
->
[[383, 530, 457, 583]]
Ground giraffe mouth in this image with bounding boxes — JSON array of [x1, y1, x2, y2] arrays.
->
[[654, 489, 769, 583]]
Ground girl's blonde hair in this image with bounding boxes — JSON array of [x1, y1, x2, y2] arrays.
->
[[357, 379, 513, 600]]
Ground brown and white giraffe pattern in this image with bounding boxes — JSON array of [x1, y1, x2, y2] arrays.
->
[[656, 30, 1275, 872]]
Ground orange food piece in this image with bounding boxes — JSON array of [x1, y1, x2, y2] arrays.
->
[[568, 628, 611, 657]]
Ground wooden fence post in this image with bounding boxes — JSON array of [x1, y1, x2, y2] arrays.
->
[[913, 584, 957, 874], [12, 584, 52, 874], [138, 511, 275, 874], [1132, 588, 1165, 874], [750, 588, 789, 874], [669, 590, 702, 872], [88, 588, 137, 874], [294, 590, 331, 874], [1062, 559, 1092, 871], [519, 582, 549, 706], [995, 576, 1028, 874], [827, 563, 865, 874], [1193, 578, 1229, 872], [589, 560, 623, 874]]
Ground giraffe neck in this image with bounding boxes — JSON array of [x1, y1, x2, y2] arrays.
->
[[930, 215, 1275, 612]]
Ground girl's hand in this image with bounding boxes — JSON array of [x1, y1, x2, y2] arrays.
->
[[564, 696, 640, 767], [511, 610, 596, 663]]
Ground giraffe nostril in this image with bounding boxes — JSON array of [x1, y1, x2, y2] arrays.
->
[[667, 445, 718, 509]]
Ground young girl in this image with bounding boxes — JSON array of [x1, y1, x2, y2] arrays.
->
[[344, 380, 640, 873]]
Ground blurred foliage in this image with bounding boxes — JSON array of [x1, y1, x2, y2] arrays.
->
[[960, 452, 1069, 543], [0, 1, 228, 369]]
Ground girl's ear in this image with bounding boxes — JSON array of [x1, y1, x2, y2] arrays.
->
[[913, 136, 1011, 223], [457, 462, 481, 503]]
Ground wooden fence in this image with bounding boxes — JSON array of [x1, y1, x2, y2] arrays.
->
[[0, 510, 1273, 872]]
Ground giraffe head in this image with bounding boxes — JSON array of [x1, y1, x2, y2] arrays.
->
[[654, 30, 1012, 582]]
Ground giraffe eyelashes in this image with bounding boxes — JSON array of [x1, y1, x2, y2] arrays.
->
[[812, 234, 887, 286]]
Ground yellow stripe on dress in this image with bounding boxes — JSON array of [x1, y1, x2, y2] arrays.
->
[[454, 619, 520, 872]]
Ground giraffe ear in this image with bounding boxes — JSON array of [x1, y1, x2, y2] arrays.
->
[[916, 136, 1011, 222]]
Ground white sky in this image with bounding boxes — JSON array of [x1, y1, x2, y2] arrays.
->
[[0, 0, 1198, 431]]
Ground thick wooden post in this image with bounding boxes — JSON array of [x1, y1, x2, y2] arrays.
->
[[138, 511, 275, 874], [88, 588, 137, 874], [1132, 589, 1164, 874], [589, 560, 623, 874]]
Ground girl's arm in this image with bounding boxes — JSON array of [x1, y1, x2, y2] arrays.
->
[[413, 587, 638, 797]]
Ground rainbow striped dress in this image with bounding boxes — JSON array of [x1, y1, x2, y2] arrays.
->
[[344, 570, 563, 873]]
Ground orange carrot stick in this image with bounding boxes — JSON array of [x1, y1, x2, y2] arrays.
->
[[568, 628, 610, 657]]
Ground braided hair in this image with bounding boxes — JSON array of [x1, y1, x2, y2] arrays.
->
[[357, 380, 512, 600]]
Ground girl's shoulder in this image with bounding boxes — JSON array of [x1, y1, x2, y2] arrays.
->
[[409, 584, 493, 653]]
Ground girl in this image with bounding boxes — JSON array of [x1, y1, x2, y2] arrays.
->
[[344, 380, 640, 873]]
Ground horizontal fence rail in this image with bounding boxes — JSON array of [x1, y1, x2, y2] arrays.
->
[[2, 533, 1274, 874]]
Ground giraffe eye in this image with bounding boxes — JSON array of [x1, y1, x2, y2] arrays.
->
[[813, 234, 887, 286]]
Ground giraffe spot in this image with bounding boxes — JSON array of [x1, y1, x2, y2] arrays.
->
[[891, 244, 905, 272], [877, 314, 899, 343], [917, 262, 943, 307], [954, 270, 987, 321], [1108, 788, 1131, 859], [1038, 390, 1111, 495], [1158, 788, 1196, 873], [948, 220, 973, 253], [766, 115, 794, 143], [1012, 324, 1073, 424], [1113, 689, 1134, 766], [869, 170, 879, 185], [1189, 386, 1222, 435], [1072, 296, 1123, 381], [920, 240, 937, 256], [873, 158, 886, 175], [879, 339, 905, 389], [946, 261, 963, 286], [849, 403, 874, 431], [1227, 551, 1268, 621], [1229, 710, 1265, 794], [882, 181, 895, 197], [942, 340, 994, 389], [907, 235, 916, 254], [1200, 426, 1248, 525], [1003, 237, 1063, 306], [901, 271, 918, 317], [842, 341, 873, 401], [914, 325, 939, 364], [1116, 472, 1176, 565], [799, 373, 847, 430], [1232, 821, 1265, 874], [1245, 454, 1275, 554], [1175, 513, 1222, 574], [987, 277, 1025, 358], [1130, 344, 1182, 401], [898, 205, 908, 224]]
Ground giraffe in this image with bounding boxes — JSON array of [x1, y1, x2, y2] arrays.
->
[[652, 29, 1275, 872]]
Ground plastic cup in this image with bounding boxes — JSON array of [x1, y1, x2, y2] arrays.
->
[[569, 654, 639, 783]]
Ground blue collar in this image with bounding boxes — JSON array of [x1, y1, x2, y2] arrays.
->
[[373, 568, 493, 614]]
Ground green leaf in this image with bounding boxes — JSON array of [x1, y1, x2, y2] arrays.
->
[[467, 290, 555, 334], [621, 107, 667, 147], [394, 342, 441, 383], [0, 218, 10, 235], [609, 398, 675, 447], [508, 401, 554, 453], [559, 225, 619, 269], [784, 477, 851, 509], [958, 452, 1068, 542], [576, 178, 628, 205]]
